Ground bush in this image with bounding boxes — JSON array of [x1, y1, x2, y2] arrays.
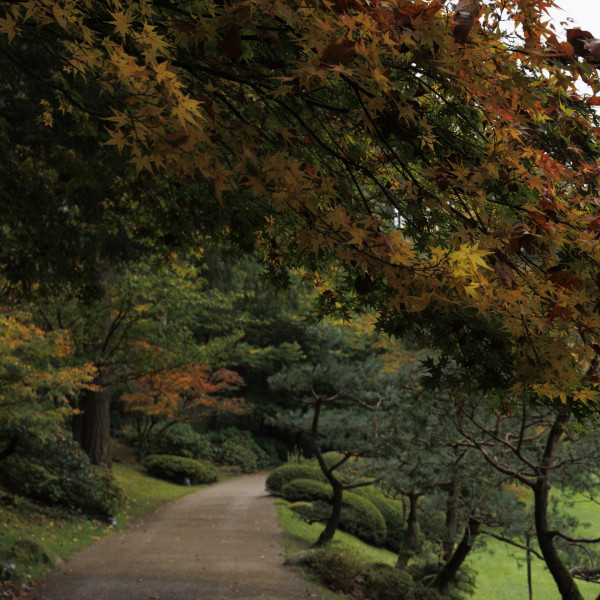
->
[[306, 551, 441, 600], [152, 423, 214, 460], [355, 487, 405, 551], [208, 428, 270, 473], [281, 478, 332, 503], [266, 464, 326, 495], [307, 549, 363, 595], [0, 428, 122, 518], [282, 479, 387, 546], [364, 563, 416, 600], [143, 454, 218, 484], [341, 491, 387, 547]]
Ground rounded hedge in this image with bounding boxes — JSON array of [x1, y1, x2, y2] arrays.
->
[[143, 454, 218, 484], [266, 464, 326, 495], [281, 478, 332, 503], [341, 491, 387, 547], [282, 478, 387, 547], [354, 487, 405, 551]]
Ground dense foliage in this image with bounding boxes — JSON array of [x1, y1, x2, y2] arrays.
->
[[143, 454, 219, 485]]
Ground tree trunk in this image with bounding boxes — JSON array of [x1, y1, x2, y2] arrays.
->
[[396, 492, 420, 569], [533, 412, 583, 600], [72, 264, 114, 467], [73, 367, 112, 467], [442, 478, 460, 562], [315, 476, 343, 547], [434, 516, 480, 596]]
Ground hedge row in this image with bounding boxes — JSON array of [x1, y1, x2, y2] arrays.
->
[[281, 478, 387, 547], [143, 454, 219, 485]]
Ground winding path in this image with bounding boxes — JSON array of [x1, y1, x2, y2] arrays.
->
[[32, 474, 324, 600]]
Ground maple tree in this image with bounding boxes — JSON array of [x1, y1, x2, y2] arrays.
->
[[0, 308, 96, 459], [2, 0, 600, 406], [121, 353, 245, 458]]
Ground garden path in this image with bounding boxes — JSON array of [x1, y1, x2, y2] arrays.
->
[[31, 474, 324, 600]]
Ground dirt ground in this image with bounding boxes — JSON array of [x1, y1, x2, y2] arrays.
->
[[31, 474, 327, 600]]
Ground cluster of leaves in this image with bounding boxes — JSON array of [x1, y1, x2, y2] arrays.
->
[[143, 454, 218, 485], [0, 427, 123, 518], [4, 0, 600, 405], [0, 309, 96, 440]]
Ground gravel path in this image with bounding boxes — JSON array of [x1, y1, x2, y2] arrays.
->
[[32, 474, 324, 600]]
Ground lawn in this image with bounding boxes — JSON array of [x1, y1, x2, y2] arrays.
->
[[275, 491, 600, 599]]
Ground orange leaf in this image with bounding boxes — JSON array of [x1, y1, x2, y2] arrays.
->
[[394, 1, 442, 27]]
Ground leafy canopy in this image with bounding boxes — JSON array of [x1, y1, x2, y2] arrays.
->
[[4, 0, 600, 403]]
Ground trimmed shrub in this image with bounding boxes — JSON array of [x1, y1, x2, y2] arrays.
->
[[364, 563, 415, 600], [288, 501, 330, 523], [208, 428, 269, 473], [0, 428, 122, 517], [281, 478, 332, 503], [341, 491, 387, 547], [266, 464, 326, 495], [282, 479, 387, 546], [307, 549, 362, 595], [355, 487, 405, 551], [143, 454, 218, 484], [153, 423, 213, 460]]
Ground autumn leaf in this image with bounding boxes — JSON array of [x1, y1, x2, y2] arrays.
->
[[171, 20, 197, 35], [321, 38, 356, 66], [166, 129, 190, 148], [393, 1, 443, 27], [567, 28, 594, 57], [547, 304, 573, 321], [548, 269, 583, 292]]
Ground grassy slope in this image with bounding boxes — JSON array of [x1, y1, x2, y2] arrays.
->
[[0, 462, 204, 584], [468, 490, 600, 600], [275, 494, 600, 599]]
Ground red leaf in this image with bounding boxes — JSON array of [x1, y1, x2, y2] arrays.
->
[[587, 97, 600, 106], [509, 225, 534, 254], [548, 269, 583, 291], [546, 304, 573, 321], [527, 211, 554, 233], [222, 24, 243, 61], [166, 130, 190, 148], [369, 6, 395, 28], [567, 28, 594, 57], [492, 260, 516, 285], [394, 1, 442, 27], [321, 38, 356, 66], [171, 20, 197, 35]]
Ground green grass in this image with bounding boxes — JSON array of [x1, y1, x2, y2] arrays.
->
[[0, 462, 205, 585], [275, 491, 600, 599], [468, 489, 600, 600], [275, 498, 397, 565]]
